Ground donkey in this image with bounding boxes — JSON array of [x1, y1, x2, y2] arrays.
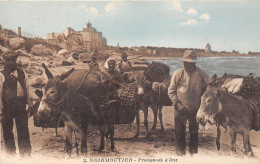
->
[[196, 75, 254, 156], [37, 64, 115, 156], [133, 70, 171, 138]]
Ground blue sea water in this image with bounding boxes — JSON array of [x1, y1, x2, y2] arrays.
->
[[148, 56, 260, 77]]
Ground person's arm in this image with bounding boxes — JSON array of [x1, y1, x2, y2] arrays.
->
[[117, 71, 126, 83], [117, 61, 122, 72], [128, 61, 133, 69], [199, 69, 209, 93], [168, 69, 185, 110], [23, 70, 30, 101], [0, 73, 5, 122]]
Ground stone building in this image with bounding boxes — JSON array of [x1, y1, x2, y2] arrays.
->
[[205, 43, 211, 53], [45, 22, 107, 51]]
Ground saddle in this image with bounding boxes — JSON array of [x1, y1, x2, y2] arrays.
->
[[217, 73, 260, 131]]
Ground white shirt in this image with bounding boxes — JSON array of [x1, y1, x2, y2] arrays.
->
[[0, 69, 30, 113]]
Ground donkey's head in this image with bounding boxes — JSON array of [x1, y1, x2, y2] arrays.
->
[[196, 74, 227, 125], [132, 70, 152, 98], [37, 63, 74, 118]]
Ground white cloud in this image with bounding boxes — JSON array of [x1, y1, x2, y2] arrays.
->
[[200, 13, 210, 22], [90, 7, 99, 15], [171, 0, 183, 12], [180, 19, 198, 25], [79, 4, 87, 9], [186, 8, 198, 16], [105, 2, 116, 12]]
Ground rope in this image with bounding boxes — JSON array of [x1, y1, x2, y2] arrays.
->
[[75, 69, 92, 92]]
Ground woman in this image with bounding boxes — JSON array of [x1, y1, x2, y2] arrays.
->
[[104, 58, 125, 91]]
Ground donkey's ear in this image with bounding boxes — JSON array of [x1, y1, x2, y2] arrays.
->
[[208, 74, 217, 86], [35, 89, 43, 98], [217, 87, 228, 97], [42, 63, 54, 79], [59, 68, 75, 81]]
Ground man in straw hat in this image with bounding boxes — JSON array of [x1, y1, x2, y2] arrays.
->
[[0, 50, 31, 156], [168, 50, 208, 156]]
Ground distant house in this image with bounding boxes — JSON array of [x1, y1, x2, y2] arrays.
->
[[147, 48, 158, 55], [0, 26, 18, 39], [45, 22, 107, 51]]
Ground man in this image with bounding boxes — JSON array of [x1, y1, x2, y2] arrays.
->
[[0, 50, 31, 156], [117, 53, 132, 73], [117, 53, 133, 83], [88, 52, 99, 70], [168, 50, 208, 156]]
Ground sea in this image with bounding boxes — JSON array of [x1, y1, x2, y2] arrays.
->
[[148, 56, 260, 77]]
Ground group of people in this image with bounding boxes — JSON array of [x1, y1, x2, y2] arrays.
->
[[0, 49, 208, 157], [89, 52, 133, 91]]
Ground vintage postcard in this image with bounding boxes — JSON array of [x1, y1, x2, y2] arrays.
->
[[0, 0, 259, 164]]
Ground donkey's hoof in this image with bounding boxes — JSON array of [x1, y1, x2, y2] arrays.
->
[[151, 126, 156, 130], [81, 146, 87, 155], [110, 147, 115, 152], [245, 151, 254, 157], [64, 144, 73, 155], [98, 146, 104, 153], [161, 127, 165, 132], [230, 151, 236, 157], [133, 134, 139, 138]]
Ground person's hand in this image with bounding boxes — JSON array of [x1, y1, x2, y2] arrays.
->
[[175, 102, 185, 111], [27, 99, 34, 109], [0, 113, 4, 123]]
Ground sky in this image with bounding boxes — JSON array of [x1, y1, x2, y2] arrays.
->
[[0, 0, 260, 53]]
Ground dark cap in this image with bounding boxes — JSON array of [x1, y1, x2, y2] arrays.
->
[[2, 50, 18, 59]]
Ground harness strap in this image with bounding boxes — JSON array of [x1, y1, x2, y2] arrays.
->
[[75, 69, 92, 92], [216, 123, 221, 151]]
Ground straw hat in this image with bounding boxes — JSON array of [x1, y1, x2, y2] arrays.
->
[[182, 50, 197, 63]]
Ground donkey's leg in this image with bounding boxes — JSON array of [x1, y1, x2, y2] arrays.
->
[[248, 138, 254, 156], [80, 119, 89, 155], [134, 107, 140, 138], [151, 105, 158, 130], [158, 106, 164, 132], [64, 125, 73, 157], [229, 129, 236, 156], [54, 127, 58, 137], [108, 124, 115, 151], [143, 106, 149, 137], [242, 131, 251, 156], [98, 124, 107, 152]]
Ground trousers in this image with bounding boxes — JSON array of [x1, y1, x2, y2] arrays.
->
[[174, 108, 198, 155], [2, 98, 31, 156]]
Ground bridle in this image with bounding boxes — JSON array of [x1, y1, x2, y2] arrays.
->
[[40, 69, 93, 115]]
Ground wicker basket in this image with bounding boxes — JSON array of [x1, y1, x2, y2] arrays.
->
[[33, 111, 64, 128], [100, 83, 137, 124]]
